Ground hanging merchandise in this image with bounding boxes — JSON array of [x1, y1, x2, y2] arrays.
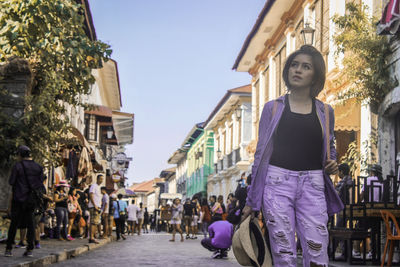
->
[[378, 0, 400, 35]]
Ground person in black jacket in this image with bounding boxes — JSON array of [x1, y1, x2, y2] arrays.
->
[[5, 145, 45, 257]]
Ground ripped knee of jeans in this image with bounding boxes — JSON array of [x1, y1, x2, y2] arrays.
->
[[266, 211, 276, 226], [306, 239, 323, 257], [316, 224, 328, 236]]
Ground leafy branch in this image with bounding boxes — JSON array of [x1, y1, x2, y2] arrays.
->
[[332, 2, 397, 107]]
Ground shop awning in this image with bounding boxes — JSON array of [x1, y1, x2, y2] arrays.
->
[[112, 111, 134, 145], [377, 0, 400, 35], [334, 99, 361, 132]]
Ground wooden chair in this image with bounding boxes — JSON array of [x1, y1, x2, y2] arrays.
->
[[329, 184, 370, 265], [380, 210, 400, 267]]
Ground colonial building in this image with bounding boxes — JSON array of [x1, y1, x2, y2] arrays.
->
[[378, 0, 400, 178], [168, 148, 188, 199], [204, 85, 252, 200], [232, 0, 382, 177], [168, 122, 214, 200]]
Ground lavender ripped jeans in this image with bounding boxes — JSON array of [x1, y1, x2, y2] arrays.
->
[[263, 165, 329, 267]]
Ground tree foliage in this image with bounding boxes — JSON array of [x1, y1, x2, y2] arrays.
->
[[0, 0, 112, 167], [332, 2, 396, 107]]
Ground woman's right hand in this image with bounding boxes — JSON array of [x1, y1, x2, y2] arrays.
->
[[240, 205, 255, 223]]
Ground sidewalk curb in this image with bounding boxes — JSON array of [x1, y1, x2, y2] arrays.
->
[[12, 237, 115, 267]]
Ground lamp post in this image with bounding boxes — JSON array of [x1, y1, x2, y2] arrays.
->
[[301, 23, 315, 46], [106, 127, 113, 139]]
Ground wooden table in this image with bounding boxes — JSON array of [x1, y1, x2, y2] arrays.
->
[[343, 204, 400, 264]]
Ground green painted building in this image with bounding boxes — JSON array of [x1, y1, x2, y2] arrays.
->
[[185, 122, 214, 199]]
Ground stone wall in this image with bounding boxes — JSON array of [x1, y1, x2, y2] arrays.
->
[[0, 57, 32, 210]]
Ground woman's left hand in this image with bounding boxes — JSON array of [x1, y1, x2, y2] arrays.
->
[[324, 159, 338, 175]]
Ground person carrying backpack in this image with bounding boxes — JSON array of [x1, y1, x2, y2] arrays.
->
[[5, 145, 45, 258]]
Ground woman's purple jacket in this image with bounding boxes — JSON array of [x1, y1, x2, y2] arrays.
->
[[246, 95, 344, 216]]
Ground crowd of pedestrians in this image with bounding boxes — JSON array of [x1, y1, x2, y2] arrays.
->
[[3, 145, 151, 258]]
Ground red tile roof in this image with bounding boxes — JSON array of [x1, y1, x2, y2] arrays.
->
[[129, 180, 154, 192]]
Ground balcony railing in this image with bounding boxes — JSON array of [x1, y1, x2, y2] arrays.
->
[[234, 148, 241, 163]]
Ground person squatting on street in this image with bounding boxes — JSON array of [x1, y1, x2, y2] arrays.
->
[[5, 145, 46, 257], [241, 45, 343, 267], [169, 198, 184, 242], [201, 196, 243, 259]]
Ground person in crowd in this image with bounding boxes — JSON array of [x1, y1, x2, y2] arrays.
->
[[211, 196, 224, 223], [108, 194, 116, 237], [137, 202, 144, 235], [54, 181, 70, 241], [209, 195, 216, 208], [76, 183, 88, 238], [127, 199, 139, 235], [169, 198, 184, 242], [113, 194, 127, 240], [360, 164, 384, 202], [201, 208, 237, 259], [183, 198, 193, 239], [66, 187, 81, 241], [143, 207, 149, 234], [100, 187, 109, 239], [88, 175, 103, 244], [200, 198, 211, 238], [211, 196, 223, 223], [226, 193, 236, 214], [14, 228, 26, 248], [190, 197, 200, 239], [238, 172, 247, 188], [150, 214, 156, 232], [332, 163, 354, 259], [217, 195, 226, 214], [5, 145, 46, 257], [241, 45, 342, 267]]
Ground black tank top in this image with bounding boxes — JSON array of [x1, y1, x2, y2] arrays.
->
[[269, 94, 323, 171]]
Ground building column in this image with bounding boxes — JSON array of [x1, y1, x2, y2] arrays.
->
[[259, 70, 266, 116], [268, 54, 276, 101], [251, 82, 257, 140]]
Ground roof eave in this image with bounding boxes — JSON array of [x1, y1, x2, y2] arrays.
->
[[232, 0, 276, 71]]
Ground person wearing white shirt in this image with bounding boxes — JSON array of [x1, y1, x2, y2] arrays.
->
[[137, 202, 144, 235], [127, 199, 140, 235], [100, 187, 109, 238], [88, 175, 103, 244]]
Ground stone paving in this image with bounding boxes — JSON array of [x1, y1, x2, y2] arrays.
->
[[53, 233, 241, 267]]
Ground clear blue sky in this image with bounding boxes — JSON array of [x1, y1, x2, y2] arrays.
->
[[89, 0, 265, 185]]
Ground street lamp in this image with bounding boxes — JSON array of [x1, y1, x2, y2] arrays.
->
[[106, 127, 113, 139], [235, 107, 242, 119], [301, 23, 315, 45]]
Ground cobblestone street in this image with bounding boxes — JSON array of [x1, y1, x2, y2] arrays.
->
[[53, 233, 241, 267]]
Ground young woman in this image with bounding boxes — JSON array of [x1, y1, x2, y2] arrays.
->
[[241, 45, 343, 267], [53, 182, 70, 241], [67, 187, 81, 241], [200, 198, 211, 238], [169, 198, 184, 242], [226, 193, 236, 214], [211, 196, 223, 223]]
